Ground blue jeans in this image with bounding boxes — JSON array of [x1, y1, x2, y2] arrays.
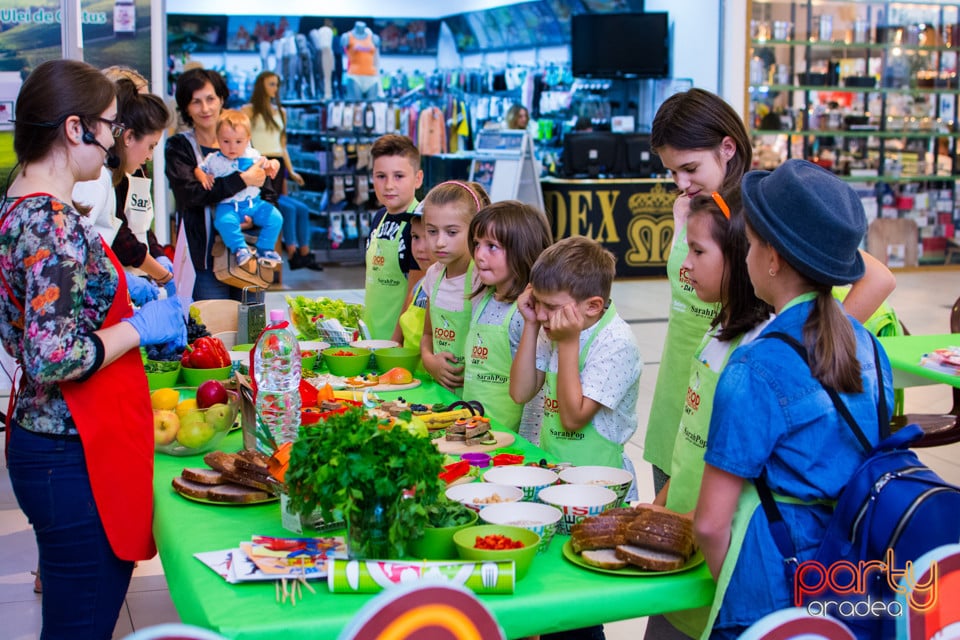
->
[[7, 423, 134, 639], [214, 197, 283, 254], [277, 194, 311, 249]]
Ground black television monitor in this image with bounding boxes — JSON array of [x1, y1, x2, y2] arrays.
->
[[563, 132, 624, 177], [622, 133, 665, 177], [571, 12, 669, 79]]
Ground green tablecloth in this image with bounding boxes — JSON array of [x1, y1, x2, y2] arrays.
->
[[152, 380, 715, 639], [878, 333, 960, 388]]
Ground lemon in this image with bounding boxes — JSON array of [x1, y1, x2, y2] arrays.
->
[[150, 388, 180, 411], [176, 398, 199, 419]]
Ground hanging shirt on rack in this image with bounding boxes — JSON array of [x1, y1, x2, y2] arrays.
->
[[417, 106, 447, 156]]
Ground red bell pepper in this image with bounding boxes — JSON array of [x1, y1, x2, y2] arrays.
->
[[299, 379, 318, 407], [181, 336, 232, 369], [439, 460, 470, 484], [492, 453, 524, 466]]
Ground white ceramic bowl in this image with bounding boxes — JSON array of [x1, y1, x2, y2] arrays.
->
[[349, 339, 399, 351], [537, 484, 618, 535], [299, 340, 331, 354], [445, 483, 524, 513], [478, 501, 563, 553], [558, 465, 634, 505], [482, 466, 559, 502]]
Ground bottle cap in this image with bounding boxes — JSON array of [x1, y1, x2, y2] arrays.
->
[[269, 309, 285, 323]]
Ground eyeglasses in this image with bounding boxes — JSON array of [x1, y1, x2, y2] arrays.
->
[[97, 117, 126, 139], [711, 191, 731, 219]]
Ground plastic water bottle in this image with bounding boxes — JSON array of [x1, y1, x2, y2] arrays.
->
[[253, 309, 301, 448]]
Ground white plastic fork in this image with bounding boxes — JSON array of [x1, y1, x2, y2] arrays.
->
[[480, 561, 499, 589]]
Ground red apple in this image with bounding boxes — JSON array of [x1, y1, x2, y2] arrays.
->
[[196, 380, 228, 409]]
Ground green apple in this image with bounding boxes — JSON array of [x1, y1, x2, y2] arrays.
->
[[153, 410, 180, 445], [177, 411, 215, 448], [205, 403, 234, 432]]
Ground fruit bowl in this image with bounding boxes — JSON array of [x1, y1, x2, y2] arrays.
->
[[181, 364, 233, 387], [321, 346, 371, 377], [374, 347, 421, 373], [453, 524, 540, 580], [154, 389, 241, 456]]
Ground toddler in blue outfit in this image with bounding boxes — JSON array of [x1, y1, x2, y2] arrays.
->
[[195, 109, 284, 270]]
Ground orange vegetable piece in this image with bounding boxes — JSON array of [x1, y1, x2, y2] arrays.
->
[[268, 441, 292, 483], [382, 367, 413, 385]]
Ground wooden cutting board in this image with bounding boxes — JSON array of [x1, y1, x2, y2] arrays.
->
[[337, 379, 422, 394], [433, 430, 516, 454]]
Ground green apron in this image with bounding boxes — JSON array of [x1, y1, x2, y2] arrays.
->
[[699, 484, 762, 640], [541, 304, 622, 467], [644, 223, 718, 474], [399, 279, 427, 351], [363, 201, 418, 340], [429, 262, 474, 397], [462, 290, 522, 432], [664, 329, 745, 638]]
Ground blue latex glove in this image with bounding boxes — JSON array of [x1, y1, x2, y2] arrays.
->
[[156, 255, 174, 274], [164, 279, 177, 299], [127, 275, 159, 307], [123, 297, 187, 348]]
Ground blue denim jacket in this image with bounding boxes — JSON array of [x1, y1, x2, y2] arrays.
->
[[704, 299, 894, 632]]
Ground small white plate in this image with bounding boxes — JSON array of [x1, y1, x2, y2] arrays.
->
[[349, 339, 399, 351]]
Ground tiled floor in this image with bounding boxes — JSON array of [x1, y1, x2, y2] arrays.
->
[[1, 265, 957, 639]]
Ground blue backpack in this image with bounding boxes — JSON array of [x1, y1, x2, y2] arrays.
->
[[755, 332, 960, 639]]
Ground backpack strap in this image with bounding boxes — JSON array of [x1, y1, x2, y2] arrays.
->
[[753, 329, 887, 578]]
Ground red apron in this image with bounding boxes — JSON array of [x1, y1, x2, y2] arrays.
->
[[1, 194, 156, 561]]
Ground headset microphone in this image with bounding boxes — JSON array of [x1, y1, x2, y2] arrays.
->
[[81, 130, 120, 169]]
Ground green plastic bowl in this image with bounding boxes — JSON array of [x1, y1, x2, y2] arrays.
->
[[321, 346, 371, 377], [408, 508, 479, 560], [453, 524, 540, 580], [233, 343, 255, 352], [146, 363, 181, 390], [374, 346, 421, 374], [300, 350, 318, 372], [180, 365, 233, 387]]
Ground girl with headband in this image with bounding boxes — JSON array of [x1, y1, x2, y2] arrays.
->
[[419, 181, 490, 395]]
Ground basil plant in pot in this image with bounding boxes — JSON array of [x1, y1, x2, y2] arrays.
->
[[284, 406, 447, 559]]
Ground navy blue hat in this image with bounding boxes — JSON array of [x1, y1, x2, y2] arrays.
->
[[741, 159, 866, 285]]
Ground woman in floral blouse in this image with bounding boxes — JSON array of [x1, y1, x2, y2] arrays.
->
[[0, 59, 185, 639]]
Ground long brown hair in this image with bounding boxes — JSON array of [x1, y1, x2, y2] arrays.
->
[[13, 60, 115, 167], [468, 201, 553, 302], [804, 286, 863, 393], [650, 88, 753, 196], [249, 71, 285, 132], [687, 191, 772, 341], [111, 78, 170, 185]]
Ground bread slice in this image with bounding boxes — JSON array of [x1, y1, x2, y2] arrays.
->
[[615, 544, 687, 572], [445, 431, 466, 442], [181, 467, 225, 485], [446, 419, 468, 435], [233, 449, 271, 474], [206, 483, 270, 503], [203, 450, 238, 474], [626, 529, 695, 559], [580, 549, 628, 570], [571, 533, 627, 554], [172, 475, 212, 499], [222, 470, 278, 493], [465, 434, 496, 446]]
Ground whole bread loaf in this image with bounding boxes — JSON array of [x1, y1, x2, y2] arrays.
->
[[571, 503, 696, 570]]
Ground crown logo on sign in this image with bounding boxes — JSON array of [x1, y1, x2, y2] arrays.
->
[[628, 183, 677, 214]]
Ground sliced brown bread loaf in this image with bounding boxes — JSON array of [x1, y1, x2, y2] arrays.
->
[[181, 467, 226, 485], [615, 544, 687, 571], [580, 549, 628, 570]]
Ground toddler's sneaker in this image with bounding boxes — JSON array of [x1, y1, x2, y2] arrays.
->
[[235, 246, 255, 266], [258, 250, 282, 269]]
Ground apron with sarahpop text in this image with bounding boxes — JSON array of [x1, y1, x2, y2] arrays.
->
[[462, 290, 522, 431], [664, 329, 745, 638], [363, 202, 417, 340], [399, 279, 427, 351], [541, 304, 621, 467], [1, 194, 155, 561], [644, 223, 717, 475], [124, 173, 155, 277], [429, 262, 474, 397]]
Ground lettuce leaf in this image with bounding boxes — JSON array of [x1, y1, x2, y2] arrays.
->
[[286, 295, 364, 339]]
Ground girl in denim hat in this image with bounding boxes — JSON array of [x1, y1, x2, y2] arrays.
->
[[693, 159, 894, 638]]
